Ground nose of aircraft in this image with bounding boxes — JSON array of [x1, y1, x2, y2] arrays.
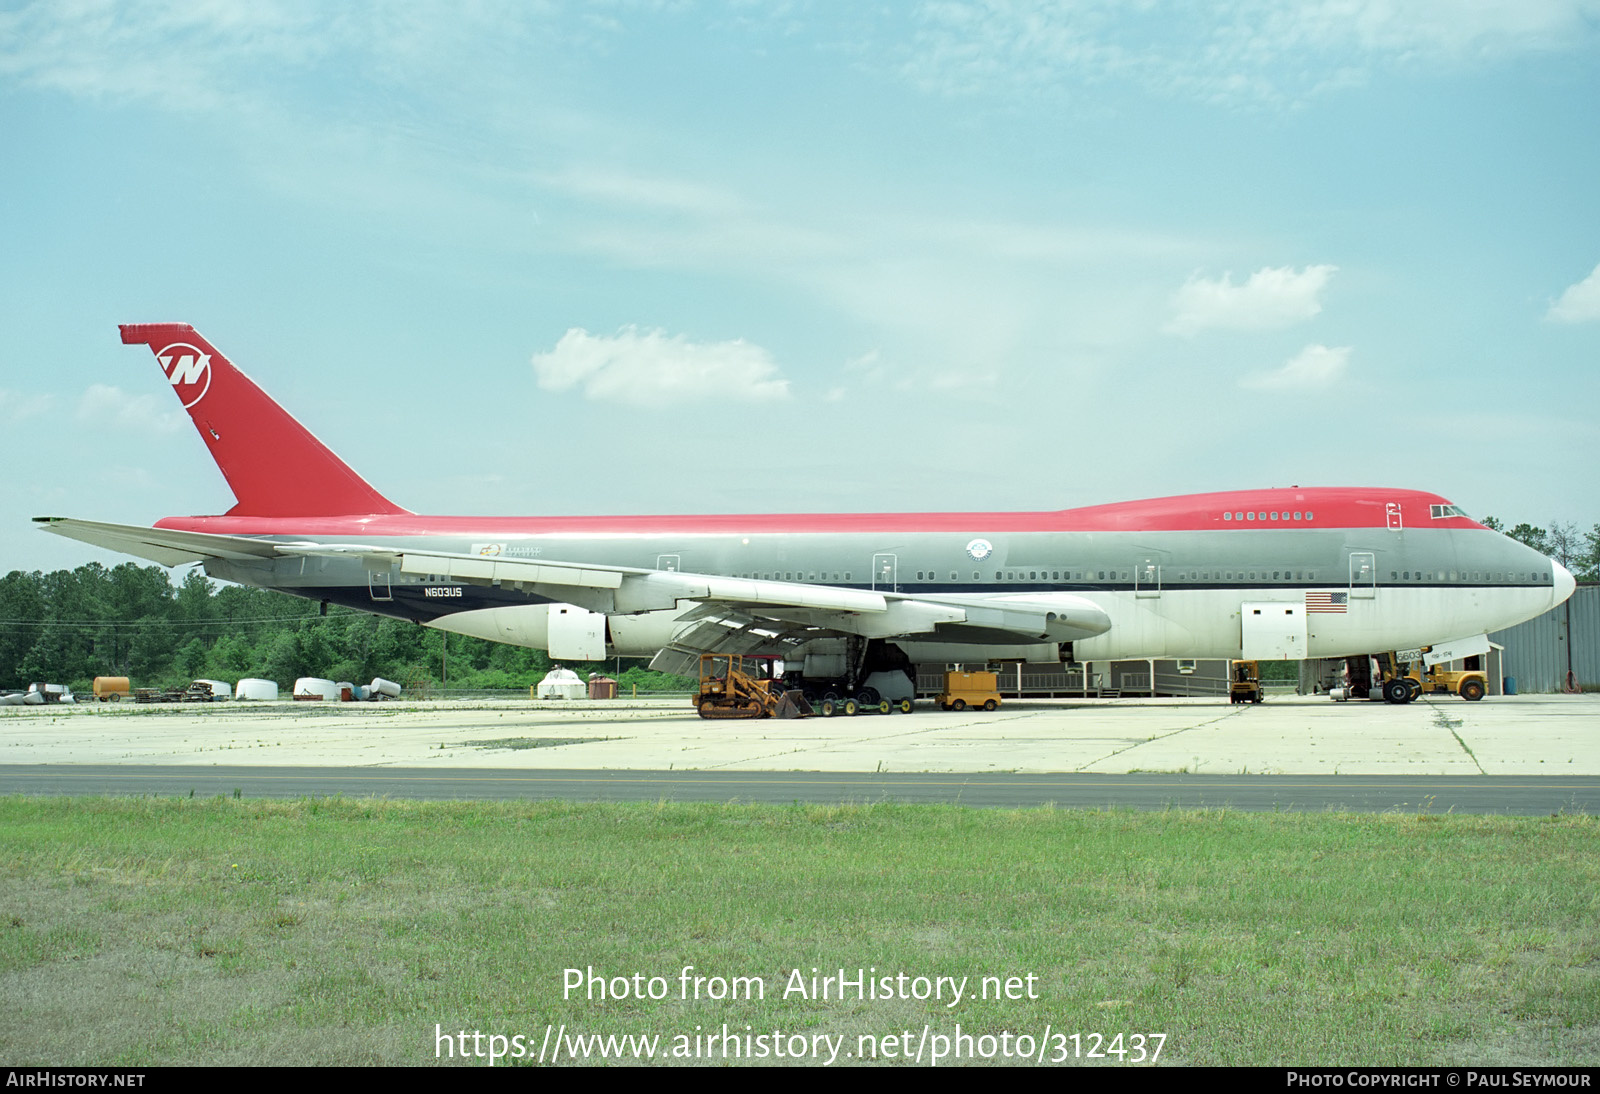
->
[[1553, 559, 1577, 608]]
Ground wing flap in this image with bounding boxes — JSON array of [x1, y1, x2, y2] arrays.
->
[[284, 544, 893, 615]]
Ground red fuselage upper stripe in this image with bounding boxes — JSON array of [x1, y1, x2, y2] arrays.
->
[[151, 487, 1484, 537]]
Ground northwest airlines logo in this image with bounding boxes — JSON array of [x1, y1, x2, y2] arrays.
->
[[156, 342, 212, 408]]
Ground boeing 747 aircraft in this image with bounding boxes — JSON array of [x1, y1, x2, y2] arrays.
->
[[37, 324, 1575, 705]]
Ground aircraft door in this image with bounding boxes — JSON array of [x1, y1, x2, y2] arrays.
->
[[1386, 503, 1403, 531], [1135, 561, 1161, 599], [1349, 551, 1376, 599], [365, 559, 393, 602], [872, 553, 897, 592]]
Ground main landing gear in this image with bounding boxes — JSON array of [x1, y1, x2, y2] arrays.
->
[[1337, 652, 1426, 704]]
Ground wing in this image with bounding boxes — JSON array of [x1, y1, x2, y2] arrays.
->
[[35, 520, 1113, 664], [293, 542, 1113, 666]]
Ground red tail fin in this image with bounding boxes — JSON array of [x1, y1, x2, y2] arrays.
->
[[120, 323, 408, 517]]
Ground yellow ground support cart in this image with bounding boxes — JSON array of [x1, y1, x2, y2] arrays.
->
[[937, 670, 1001, 711]]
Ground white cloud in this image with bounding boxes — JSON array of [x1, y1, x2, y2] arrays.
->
[[531, 327, 791, 405], [75, 384, 186, 432], [894, 1, 1600, 106], [1240, 344, 1351, 390], [1167, 265, 1337, 334], [535, 166, 745, 218], [0, 388, 56, 420], [1546, 263, 1600, 323]]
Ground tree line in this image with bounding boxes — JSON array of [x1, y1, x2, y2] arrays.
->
[[4, 517, 1593, 693], [0, 563, 688, 694]]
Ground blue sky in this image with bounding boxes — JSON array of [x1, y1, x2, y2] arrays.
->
[[3, 0, 1598, 574]]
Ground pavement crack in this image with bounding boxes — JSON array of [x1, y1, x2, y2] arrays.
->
[[1428, 699, 1484, 774], [1078, 703, 1253, 772]]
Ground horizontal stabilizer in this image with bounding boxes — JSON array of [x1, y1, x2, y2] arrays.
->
[[33, 517, 287, 567]]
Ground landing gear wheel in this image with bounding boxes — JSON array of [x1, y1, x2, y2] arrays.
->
[[951, 698, 967, 712], [983, 699, 997, 711], [1460, 679, 1486, 702], [858, 688, 880, 707], [1382, 679, 1409, 704]]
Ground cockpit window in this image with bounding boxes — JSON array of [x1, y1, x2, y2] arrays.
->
[[1430, 504, 1469, 519]]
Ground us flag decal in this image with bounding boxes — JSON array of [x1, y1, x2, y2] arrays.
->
[[1306, 591, 1348, 613]]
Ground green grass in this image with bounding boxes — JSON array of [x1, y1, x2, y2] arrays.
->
[[1, 797, 1597, 1066]]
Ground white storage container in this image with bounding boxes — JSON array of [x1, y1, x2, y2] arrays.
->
[[369, 677, 403, 699], [536, 667, 585, 700], [235, 678, 279, 701], [293, 677, 338, 702]]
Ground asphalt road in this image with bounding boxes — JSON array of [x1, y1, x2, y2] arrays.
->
[[2, 765, 1595, 814]]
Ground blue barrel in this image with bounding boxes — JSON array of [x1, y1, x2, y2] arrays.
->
[[1503, 677, 1517, 695]]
